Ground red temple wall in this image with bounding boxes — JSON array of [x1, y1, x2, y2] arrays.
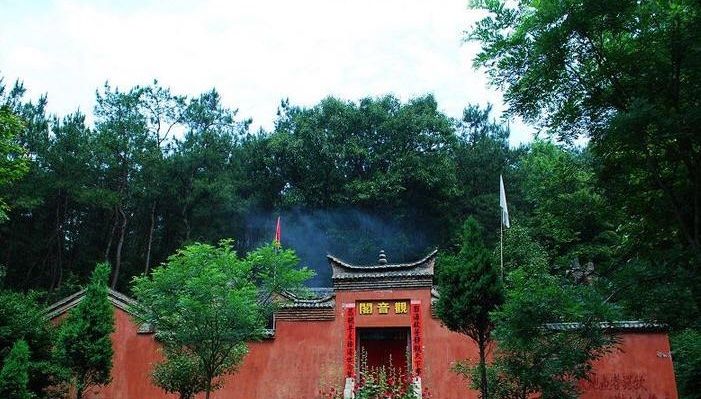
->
[[82, 308, 177, 399], [78, 288, 677, 399], [579, 333, 678, 399]]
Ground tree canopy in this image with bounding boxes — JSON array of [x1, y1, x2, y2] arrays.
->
[[0, 105, 28, 222], [436, 217, 503, 399], [131, 241, 313, 399], [468, 2, 701, 395]]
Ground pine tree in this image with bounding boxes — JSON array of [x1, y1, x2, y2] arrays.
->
[[435, 217, 503, 399], [0, 339, 31, 399], [55, 263, 114, 399]]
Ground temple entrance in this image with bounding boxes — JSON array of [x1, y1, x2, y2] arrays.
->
[[357, 327, 410, 373]]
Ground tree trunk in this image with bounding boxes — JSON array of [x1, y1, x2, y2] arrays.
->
[[75, 376, 84, 399], [144, 202, 156, 275], [478, 334, 489, 399], [55, 194, 68, 290], [105, 207, 117, 261], [49, 199, 62, 292], [111, 206, 127, 289], [204, 379, 211, 399], [182, 203, 191, 243]]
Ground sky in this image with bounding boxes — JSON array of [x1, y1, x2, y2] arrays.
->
[[0, 0, 535, 145]]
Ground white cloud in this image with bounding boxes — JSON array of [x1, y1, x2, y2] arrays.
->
[[0, 0, 535, 144]]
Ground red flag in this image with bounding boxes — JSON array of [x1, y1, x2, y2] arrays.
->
[[274, 216, 281, 246]]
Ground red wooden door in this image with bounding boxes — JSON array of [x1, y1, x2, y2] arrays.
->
[[357, 328, 409, 373]]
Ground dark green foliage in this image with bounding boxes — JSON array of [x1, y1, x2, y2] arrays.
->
[[484, 267, 619, 399], [0, 339, 31, 399], [469, 1, 701, 392], [451, 227, 619, 399], [0, 75, 521, 290], [151, 350, 209, 399], [436, 217, 503, 399], [515, 140, 619, 276], [0, 290, 60, 399], [55, 263, 114, 399], [255, 95, 460, 243], [453, 104, 514, 243], [672, 328, 701, 399]]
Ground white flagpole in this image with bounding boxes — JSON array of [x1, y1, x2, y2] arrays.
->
[[499, 175, 509, 280], [500, 206, 504, 280]]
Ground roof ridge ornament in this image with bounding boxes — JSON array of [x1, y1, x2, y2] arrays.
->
[[378, 250, 387, 265]]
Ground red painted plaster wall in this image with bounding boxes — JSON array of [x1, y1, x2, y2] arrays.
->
[[579, 333, 678, 399], [77, 288, 677, 399], [84, 308, 177, 399]]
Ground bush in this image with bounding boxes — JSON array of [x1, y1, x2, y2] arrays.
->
[[318, 352, 430, 399]]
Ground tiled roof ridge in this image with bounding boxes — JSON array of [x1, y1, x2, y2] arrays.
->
[[327, 248, 438, 271], [545, 320, 668, 331], [278, 289, 335, 308], [47, 287, 337, 317], [45, 288, 136, 319]]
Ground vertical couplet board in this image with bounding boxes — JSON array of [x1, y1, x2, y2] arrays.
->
[[344, 303, 356, 378], [410, 299, 423, 377]]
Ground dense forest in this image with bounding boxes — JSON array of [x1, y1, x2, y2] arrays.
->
[[0, 71, 698, 322], [1, 0, 700, 397], [0, 79, 518, 291]]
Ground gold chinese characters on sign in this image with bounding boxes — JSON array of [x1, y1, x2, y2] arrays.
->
[[357, 301, 409, 315]]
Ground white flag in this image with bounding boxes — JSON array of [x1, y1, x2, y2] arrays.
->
[[500, 175, 510, 228]]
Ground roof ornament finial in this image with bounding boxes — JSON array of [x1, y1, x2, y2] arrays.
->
[[378, 250, 387, 265]]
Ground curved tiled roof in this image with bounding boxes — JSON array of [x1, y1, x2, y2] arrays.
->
[[278, 289, 335, 309], [327, 249, 438, 271], [328, 249, 438, 290]]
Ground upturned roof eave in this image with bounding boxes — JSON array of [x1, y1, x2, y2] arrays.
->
[[327, 249, 438, 284]]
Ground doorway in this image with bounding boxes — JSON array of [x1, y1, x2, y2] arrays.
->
[[357, 327, 410, 373]]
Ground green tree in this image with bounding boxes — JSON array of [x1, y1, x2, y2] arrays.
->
[[0, 290, 60, 398], [469, 2, 701, 391], [131, 240, 312, 399], [55, 263, 114, 399], [0, 339, 31, 399], [0, 106, 28, 222], [477, 229, 619, 399], [436, 217, 503, 399], [94, 84, 151, 289], [240, 94, 466, 266], [151, 350, 208, 399], [515, 140, 619, 276], [243, 242, 315, 312], [672, 328, 701, 399], [265, 95, 457, 227], [452, 104, 516, 242], [166, 89, 248, 246]]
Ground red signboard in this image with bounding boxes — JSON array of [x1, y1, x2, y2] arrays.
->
[[410, 300, 423, 377], [344, 303, 356, 378]]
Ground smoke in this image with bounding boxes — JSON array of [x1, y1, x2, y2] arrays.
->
[[244, 208, 435, 286]]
